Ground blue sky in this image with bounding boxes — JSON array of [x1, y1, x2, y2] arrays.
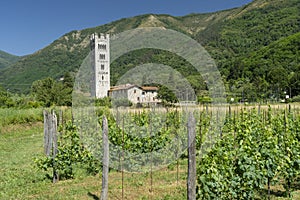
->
[[0, 0, 252, 56]]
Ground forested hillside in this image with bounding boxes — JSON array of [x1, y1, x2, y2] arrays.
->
[[203, 0, 300, 101], [0, 50, 20, 69], [0, 0, 299, 102]]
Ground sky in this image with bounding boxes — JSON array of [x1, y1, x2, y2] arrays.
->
[[0, 0, 252, 56]]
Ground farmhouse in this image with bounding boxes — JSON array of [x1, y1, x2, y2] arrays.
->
[[109, 84, 160, 105]]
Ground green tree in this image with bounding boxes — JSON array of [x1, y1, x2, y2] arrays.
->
[[31, 76, 73, 107], [62, 72, 74, 88], [0, 86, 14, 107], [289, 72, 300, 97], [31, 78, 56, 107], [157, 85, 178, 106]]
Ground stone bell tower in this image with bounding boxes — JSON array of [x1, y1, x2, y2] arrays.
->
[[90, 33, 110, 98]]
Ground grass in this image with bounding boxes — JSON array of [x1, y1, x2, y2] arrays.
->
[[0, 108, 43, 130], [0, 123, 45, 199]]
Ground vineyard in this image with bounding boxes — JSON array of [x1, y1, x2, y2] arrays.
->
[[197, 105, 300, 199], [1, 104, 300, 199], [99, 104, 300, 199]]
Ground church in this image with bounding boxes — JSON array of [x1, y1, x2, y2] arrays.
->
[[90, 33, 160, 105]]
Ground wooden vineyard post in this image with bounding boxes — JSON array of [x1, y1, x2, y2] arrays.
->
[[43, 110, 59, 183], [51, 110, 58, 183], [101, 115, 109, 200], [187, 112, 196, 200], [122, 116, 125, 200], [43, 110, 51, 156], [58, 109, 63, 127]]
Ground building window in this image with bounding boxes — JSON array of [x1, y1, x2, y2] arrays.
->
[[101, 64, 105, 70], [102, 76, 104, 80], [99, 54, 105, 60], [98, 44, 107, 50], [134, 89, 136, 93], [137, 97, 140, 101]]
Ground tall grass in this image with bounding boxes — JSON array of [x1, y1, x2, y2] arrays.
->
[[0, 108, 43, 127]]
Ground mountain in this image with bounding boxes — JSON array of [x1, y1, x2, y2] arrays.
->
[[198, 0, 300, 69], [240, 32, 300, 96], [0, 50, 20, 69], [0, 0, 299, 99], [0, 11, 238, 93]]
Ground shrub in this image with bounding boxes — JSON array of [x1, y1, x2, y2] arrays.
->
[[111, 98, 133, 107], [34, 121, 100, 180], [291, 95, 300, 102]]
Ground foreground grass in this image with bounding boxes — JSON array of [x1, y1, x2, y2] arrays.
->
[[1, 121, 300, 199]]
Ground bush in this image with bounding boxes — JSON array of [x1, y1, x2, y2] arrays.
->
[[291, 95, 300, 102], [111, 98, 133, 107], [34, 121, 100, 180], [197, 96, 212, 104], [95, 97, 111, 107]]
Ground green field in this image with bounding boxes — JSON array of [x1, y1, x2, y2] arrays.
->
[[1, 106, 300, 199]]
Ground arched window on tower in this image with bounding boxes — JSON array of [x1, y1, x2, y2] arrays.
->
[[98, 44, 107, 50], [101, 64, 105, 70], [99, 54, 105, 60]]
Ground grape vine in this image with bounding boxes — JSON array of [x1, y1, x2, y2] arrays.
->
[[197, 107, 300, 199]]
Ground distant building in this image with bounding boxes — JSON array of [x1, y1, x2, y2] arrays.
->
[[91, 33, 159, 104], [90, 33, 110, 98], [109, 84, 160, 105]]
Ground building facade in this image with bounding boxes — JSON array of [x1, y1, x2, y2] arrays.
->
[[90, 33, 110, 98], [109, 84, 160, 105]]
